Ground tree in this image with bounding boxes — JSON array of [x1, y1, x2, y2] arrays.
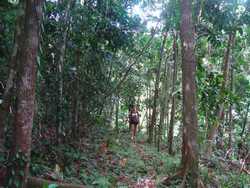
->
[[5, 0, 43, 187], [56, 0, 74, 143], [1, 0, 250, 187], [168, 32, 178, 155], [206, 32, 235, 156], [180, 0, 199, 186], [157, 54, 171, 152], [0, 1, 25, 153], [148, 34, 166, 144]]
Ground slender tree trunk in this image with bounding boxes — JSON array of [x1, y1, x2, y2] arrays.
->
[[148, 35, 167, 144], [180, 0, 199, 186], [145, 99, 149, 134], [218, 33, 235, 137], [228, 67, 234, 149], [0, 2, 25, 152], [164, 101, 170, 141], [115, 97, 119, 133], [5, 0, 43, 187], [72, 49, 80, 137], [157, 58, 171, 151], [104, 96, 115, 127], [148, 84, 153, 137], [138, 112, 146, 133], [240, 103, 249, 138], [57, 0, 72, 143], [154, 118, 157, 146], [206, 32, 235, 156], [163, 68, 172, 141], [168, 32, 178, 155], [146, 83, 150, 137]]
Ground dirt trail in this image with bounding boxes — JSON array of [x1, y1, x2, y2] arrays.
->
[[131, 143, 157, 188]]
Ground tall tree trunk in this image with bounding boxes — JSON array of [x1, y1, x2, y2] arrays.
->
[[138, 112, 146, 133], [240, 103, 249, 138], [148, 35, 167, 144], [104, 96, 115, 127], [163, 70, 172, 141], [72, 49, 80, 137], [168, 32, 178, 155], [206, 32, 235, 156], [145, 98, 149, 134], [157, 57, 171, 151], [115, 97, 119, 133], [154, 117, 157, 146], [5, 0, 43, 187], [180, 0, 199, 186], [218, 33, 235, 137], [56, 0, 72, 143], [0, 2, 25, 152], [228, 66, 234, 149], [146, 82, 150, 137]]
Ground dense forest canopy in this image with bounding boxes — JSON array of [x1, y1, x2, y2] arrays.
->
[[0, 0, 249, 187]]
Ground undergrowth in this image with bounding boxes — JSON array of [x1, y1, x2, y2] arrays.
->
[[29, 124, 250, 187]]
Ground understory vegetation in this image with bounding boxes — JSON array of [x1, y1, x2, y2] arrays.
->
[[26, 126, 250, 187]]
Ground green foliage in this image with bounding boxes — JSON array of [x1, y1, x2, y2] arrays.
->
[[5, 150, 28, 188], [201, 166, 250, 188], [92, 177, 112, 188], [1, 0, 250, 187], [29, 124, 182, 187], [218, 173, 250, 187], [0, 1, 16, 89], [42, 183, 58, 188]]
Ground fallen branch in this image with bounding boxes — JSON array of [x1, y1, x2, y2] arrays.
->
[[27, 177, 85, 188]]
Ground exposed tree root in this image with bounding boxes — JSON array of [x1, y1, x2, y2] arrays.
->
[[160, 170, 184, 186], [27, 177, 85, 188], [161, 169, 205, 188]]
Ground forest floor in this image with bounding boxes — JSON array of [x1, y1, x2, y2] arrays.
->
[[29, 125, 250, 188]]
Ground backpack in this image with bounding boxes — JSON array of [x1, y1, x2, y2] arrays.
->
[[130, 112, 139, 124]]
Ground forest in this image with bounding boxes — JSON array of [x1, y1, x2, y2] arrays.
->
[[0, 0, 250, 187]]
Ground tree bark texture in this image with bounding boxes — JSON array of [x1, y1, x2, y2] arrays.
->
[[180, 0, 199, 186], [228, 66, 234, 149], [0, 1, 25, 152], [5, 0, 43, 187], [115, 97, 119, 133], [168, 32, 178, 155], [157, 57, 171, 152]]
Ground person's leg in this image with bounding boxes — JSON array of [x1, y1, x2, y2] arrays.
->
[[133, 124, 137, 142], [131, 124, 135, 142]]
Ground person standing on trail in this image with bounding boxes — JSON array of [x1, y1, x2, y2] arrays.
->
[[128, 105, 140, 143]]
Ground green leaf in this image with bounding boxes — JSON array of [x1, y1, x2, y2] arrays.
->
[[42, 182, 49, 188], [48, 183, 58, 188], [92, 177, 111, 187]]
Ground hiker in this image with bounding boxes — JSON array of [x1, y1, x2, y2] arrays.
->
[[128, 105, 140, 142]]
